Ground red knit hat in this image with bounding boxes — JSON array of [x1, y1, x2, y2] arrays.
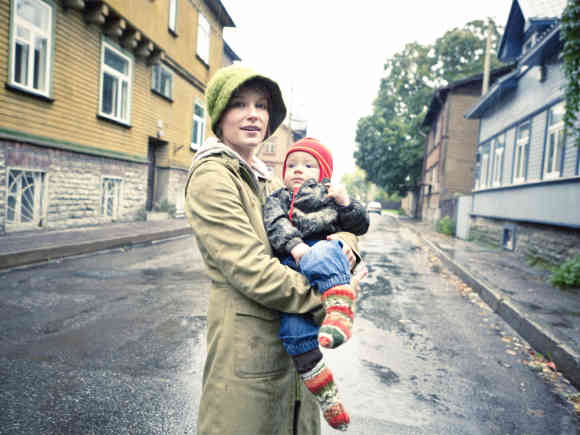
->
[[282, 137, 333, 182]]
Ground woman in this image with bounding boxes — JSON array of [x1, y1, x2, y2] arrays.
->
[[184, 65, 360, 435]]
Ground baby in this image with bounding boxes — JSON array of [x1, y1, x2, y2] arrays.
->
[[264, 137, 369, 431]]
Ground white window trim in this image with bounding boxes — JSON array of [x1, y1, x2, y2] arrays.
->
[[99, 39, 133, 125], [492, 147, 504, 186], [265, 141, 275, 153], [544, 103, 565, 180], [514, 124, 529, 184], [9, 0, 54, 97], [191, 102, 206, 151], [479, 153, 489, 188], [168, 0, 177, 33], [6, 167, 47, 230], [196, 13, 210, 65], [100, 176, 123, 219], [151, 63, 173, 100]]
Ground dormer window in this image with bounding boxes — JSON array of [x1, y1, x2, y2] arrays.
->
[[523, 33, 537, 54]]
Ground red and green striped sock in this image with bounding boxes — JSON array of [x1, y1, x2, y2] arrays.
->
[[301, 358, 350, 431], [318, 285, 355, 349]]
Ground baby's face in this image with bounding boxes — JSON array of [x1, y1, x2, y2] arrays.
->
[[284, 151, 320, 191]]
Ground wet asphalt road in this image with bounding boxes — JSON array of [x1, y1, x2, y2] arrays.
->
[[0, 215, 579, 434]]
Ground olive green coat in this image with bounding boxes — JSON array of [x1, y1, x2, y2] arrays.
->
[[184, 141, 358, 435]]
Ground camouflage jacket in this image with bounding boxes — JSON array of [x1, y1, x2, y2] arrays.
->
[[264, 178, 370, 258]]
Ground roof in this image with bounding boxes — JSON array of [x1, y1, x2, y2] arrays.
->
[[223, 40, 241, 62], [498, 0, 565, 62], [464, 69, 519, 119], [204, 0, 236, 28], [422, 65, 515, 127]]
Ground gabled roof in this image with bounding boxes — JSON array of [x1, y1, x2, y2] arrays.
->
[[422, 65, 515, 127], [498, 0, 565, 62], [464, 69, 519, 119], [223, 40, 241, 62], [204, 0, 236, 28]]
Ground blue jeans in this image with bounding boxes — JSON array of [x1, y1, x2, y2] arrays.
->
[[278, 239, 350, 356]]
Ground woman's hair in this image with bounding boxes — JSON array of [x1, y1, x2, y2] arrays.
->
[[215, 78, 273, 140]]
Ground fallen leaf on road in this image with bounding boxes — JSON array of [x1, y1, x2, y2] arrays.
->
[[527, 409, 545, 417]]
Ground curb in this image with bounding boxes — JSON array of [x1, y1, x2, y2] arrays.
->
[[408, 227, 580, 390], [0, 227, 193, 271]]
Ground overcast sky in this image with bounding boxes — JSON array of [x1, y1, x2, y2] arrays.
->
[[220, 1, 512, 181]]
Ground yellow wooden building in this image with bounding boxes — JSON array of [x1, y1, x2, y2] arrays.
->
[[0, 0, 235, 233]]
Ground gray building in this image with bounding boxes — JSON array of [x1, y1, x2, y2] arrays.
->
[[465, 0, 579, 264]]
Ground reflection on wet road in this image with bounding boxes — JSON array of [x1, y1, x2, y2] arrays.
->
[[321, 214, 579, 434], [0, 215, 578, 434]]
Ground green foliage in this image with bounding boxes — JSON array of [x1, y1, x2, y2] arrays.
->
[[341, 168, 371, 201], [355, 19, 503, 195], [436, 216, 456, 236], [154, 199, 177, 217], [135, 207, 147, 222], [550, 255, 580, 290], [561, 1, 580, 146]]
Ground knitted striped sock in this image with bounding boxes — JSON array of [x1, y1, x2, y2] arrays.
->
[[301, 358, 350, 431], [318, 285, 355, 349]]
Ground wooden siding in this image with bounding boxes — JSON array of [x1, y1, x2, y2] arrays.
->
[[0, 1, 213, 170], [444, 92, 480, 197], [107, 0, 224, 82]]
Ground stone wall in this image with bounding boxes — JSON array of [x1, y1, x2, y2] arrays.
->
[[1, 140, 148, 232], [469, 216, 580, 265]]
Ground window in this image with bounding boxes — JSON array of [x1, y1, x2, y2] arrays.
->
[[191, 102, 205, 151], [491, 135, 505, 186], [6, 169, 45, 227], [476, 144, 490, 189], [265, 141, 275, 153], [9, 0, 54, 97], [514, 122, 530, 183], [544, 102, 565, 179], [101, 177, 121, 218], [151, 63, 173, 100], [168, 0, 177, 33], [99, 40, 133, 124], [196, 13, 210, 65]]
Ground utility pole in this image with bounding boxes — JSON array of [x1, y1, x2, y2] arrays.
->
[[482, 17, 493, 95]]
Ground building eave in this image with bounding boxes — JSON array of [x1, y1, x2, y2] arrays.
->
[[203, 0, 235, 27]]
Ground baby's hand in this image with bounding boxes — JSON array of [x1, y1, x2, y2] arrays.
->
[[326, 184, 351, 207], [290, 242, 311, 264]]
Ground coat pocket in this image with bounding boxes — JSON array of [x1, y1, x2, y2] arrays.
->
[[233, 300, 289, 378]]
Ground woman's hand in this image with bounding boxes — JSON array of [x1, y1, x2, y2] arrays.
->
[[290, 242, 311, 264], [326, 234, 356, 270]]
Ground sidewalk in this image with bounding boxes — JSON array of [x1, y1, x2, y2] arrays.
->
[[1, 216, 579, 390], [398, 216, 580, 390], [0, 219, 192, 270]]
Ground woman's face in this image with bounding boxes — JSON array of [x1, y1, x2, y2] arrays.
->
[[218, 86, 270, 162]]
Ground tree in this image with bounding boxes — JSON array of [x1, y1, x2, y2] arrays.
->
[[355, 19, 503, 195], [561, 0, 580, 146], [340, 168, 370, 202]]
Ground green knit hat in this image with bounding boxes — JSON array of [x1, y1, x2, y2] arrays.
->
[[205, 65, 287, 140]]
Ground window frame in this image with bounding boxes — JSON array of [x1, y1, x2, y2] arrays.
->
[[191, 102, 206, 151], [265, 141, 275, 153], [168, 0, 178, 34], [6, 167, 46, 229], [8, 0, 55, 98], [475, 144, 490, 189], [100, 176, 122, 219], [196, 13, 210, 65], [544, 102, 565, 180], [151, 63, 173, 101], [98, 38, 133, 126], [513, 122, 530, 184], [491, 135, 505, 187]]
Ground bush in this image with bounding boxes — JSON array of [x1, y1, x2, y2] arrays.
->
[[154, 199, 177, 217], [135, 207, 147, 222], [436, 216, 456, 236], [550, 255, 580, 290]]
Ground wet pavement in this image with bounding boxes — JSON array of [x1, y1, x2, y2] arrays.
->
[[397, 216, 580, 391], [1, 215, 579, 433]]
